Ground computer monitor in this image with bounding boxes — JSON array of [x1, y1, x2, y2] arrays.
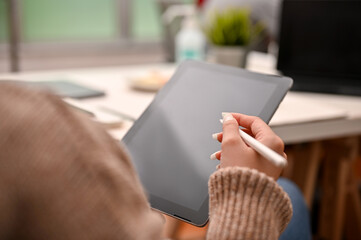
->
[[277, 0, 361, 96]]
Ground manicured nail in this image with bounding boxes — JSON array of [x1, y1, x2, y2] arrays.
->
[[221, 112, 231, 118], [216, 164, 221, 170], [223, 113, 234, 122], [212, 133, 218, 140], [210, 152, 217, 160]]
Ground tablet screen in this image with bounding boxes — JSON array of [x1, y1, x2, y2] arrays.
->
[[123, 61, 292, 225]]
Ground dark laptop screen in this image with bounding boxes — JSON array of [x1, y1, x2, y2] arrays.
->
[[277, 0, 361, 95]]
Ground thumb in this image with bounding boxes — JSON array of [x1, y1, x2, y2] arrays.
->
[[222, 113, 247, 149]]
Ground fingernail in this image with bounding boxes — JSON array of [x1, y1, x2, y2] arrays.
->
[[216, 164, 221, 170], [212, 133, 218, 140], [210, 152, 217, 160], [223, 113, 234, 122], [221, 112, 231, 118]]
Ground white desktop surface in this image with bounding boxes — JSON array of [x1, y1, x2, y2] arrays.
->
[[1, 52, 361, 145]]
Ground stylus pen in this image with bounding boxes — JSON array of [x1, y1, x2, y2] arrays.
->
[[219, 119, 287, 168]]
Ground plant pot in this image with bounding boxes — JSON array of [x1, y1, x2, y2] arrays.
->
[[208, 45, 248, 68]]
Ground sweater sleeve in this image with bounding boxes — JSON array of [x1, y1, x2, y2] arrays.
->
[[207, 167, 293, 240], [0, 83, 164, 240]]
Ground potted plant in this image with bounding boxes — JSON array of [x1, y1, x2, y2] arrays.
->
[[205, 8, 264, 68]]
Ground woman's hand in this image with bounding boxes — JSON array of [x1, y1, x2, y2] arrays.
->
[[212, 113, 286, 180]]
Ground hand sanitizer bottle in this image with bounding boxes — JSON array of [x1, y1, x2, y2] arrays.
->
[[175, 16, 206, 63]]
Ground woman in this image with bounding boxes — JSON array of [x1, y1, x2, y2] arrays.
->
[[0, 83, 293, 239]]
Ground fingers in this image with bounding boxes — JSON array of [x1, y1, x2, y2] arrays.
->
[[210, 113, 248, 163], [212, 113, 286, 155], [210, 150, 221, 160], [221, 113, 247, 149], [230, 112, 285, 156], [212, 132, 222, 142], [211, 113, 286, 178], [230, 113, 274, 139], [212, 128, 253, 143]]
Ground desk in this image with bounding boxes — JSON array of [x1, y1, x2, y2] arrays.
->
[[1, 52, 361, 240]]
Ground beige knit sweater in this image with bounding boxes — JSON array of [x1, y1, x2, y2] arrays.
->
[[0, 83, 292, 240]]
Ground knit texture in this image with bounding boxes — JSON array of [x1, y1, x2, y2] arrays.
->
[[0, 83, 164, 240], [0, 83, 292, 239], [207, 167, 293, 240]]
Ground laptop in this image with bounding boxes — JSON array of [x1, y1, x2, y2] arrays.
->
[[277, 0, 361, 96]]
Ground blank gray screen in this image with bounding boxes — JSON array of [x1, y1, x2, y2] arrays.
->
[[126, 67, 277, 211]]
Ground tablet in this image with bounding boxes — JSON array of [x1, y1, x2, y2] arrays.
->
[[122, 61, 293, 226]]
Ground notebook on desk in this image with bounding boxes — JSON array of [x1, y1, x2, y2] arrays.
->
[[277, 0, 361, 96]]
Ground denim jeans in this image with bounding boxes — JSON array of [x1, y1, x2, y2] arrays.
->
[[278, 178, 312, 240]]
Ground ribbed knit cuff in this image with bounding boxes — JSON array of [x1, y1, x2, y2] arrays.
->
[[207, 167, 293, 240]]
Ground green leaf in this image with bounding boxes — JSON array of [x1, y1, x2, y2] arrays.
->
[[205, 8, 263, 46]]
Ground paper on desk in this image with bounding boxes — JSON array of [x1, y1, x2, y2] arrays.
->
[[270, 93, 348, 126]]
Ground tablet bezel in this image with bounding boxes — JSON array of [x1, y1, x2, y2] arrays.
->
[[122, 61, 293, 226]]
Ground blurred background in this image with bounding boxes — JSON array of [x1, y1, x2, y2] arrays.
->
[[0, 0, 278, 72], [0, 0, 199, 72]]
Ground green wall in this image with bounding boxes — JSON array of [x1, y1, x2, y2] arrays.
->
[[132, 0, 162, 40], [0, 0, 194, 42], [0, 0, 117, 42]]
